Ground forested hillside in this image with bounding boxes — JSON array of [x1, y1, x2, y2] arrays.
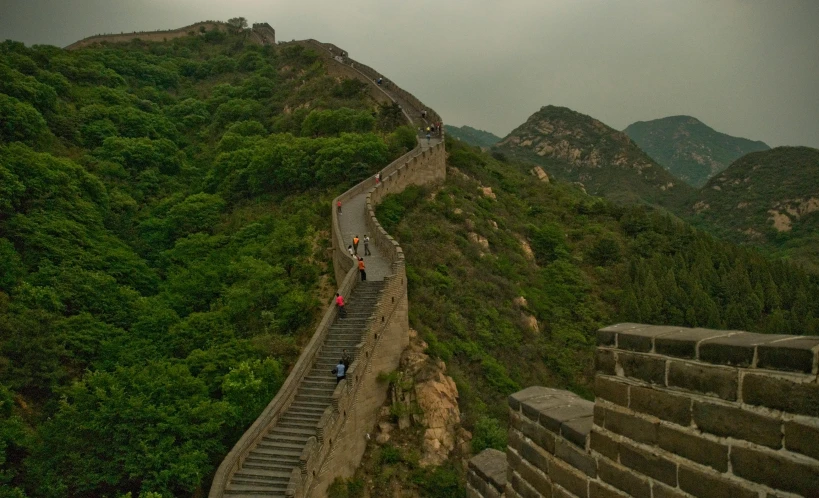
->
[[0, 29, 416, 497], [376, 138, 819, 462], [689, 146, 819, 272], [624, 115, 769, 187], [493, 106, 692, 207]]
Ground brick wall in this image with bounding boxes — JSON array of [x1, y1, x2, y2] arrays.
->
[[468, 324, 819, 498], [66, 21, 276, 50]]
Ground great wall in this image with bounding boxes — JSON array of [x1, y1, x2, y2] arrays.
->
[[63, 21, 819, 498], [64, 21, 275, 50]]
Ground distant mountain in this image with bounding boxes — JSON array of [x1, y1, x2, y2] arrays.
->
[[690, 146, 819, 270], [445, 125, 501, 148], [494, 105, 692, 206], [624, 116, 770, 188]]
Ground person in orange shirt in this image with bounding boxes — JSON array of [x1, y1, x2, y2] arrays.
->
[[358, 257, 366, 281], [335, 293, 346, 318], [353, 235, 360, 255]]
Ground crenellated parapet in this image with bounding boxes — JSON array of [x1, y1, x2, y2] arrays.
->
[[469, 324, 819, 498]]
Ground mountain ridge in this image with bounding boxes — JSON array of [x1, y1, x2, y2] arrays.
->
[[624, 114, 770, 187]]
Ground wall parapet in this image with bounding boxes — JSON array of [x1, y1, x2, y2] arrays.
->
[[468, 324, 819, 498]]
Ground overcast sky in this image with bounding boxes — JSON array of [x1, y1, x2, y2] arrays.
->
[[1, 0, 818, 148]]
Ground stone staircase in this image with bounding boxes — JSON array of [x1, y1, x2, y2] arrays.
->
[[224, 280, 386, 497]]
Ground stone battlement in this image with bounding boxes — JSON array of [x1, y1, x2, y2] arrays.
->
[[468, 324, 819, 498]]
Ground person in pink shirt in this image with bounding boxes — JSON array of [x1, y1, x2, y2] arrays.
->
[[335, 293, 346, 318]]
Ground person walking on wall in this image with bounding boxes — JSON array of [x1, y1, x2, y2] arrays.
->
[[375, 172, 381, 184], [358, 257, 366, 281], [341, 349, 352, 369], [347, 245, 355, 258], [335, 293, 346, 318], [353, 235, 360, 255], [332, 360, 346, 384], [363, 235, 371, 256], [337, 200, 342, 215]]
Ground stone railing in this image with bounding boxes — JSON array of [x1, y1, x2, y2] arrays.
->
[[469, 324, 819, 498], [210, 39, 445, 497]]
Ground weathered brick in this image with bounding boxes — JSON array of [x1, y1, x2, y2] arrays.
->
[[617, 325, 683, 352], [562, 416, 593, 449], [656, 424, 728, 472], [699, 332, 786, 368], [593, 404, 606, 427], [667, 360, 738, 400], [552, 485, 575, 498], [523, 397, 577, 423], [651, 483, 688, 498], [588, 480, 629, 498], [539, 403, 594, 435], [510, 386, 574, 412], [505, 481, 525, 498], [757, 336, 819, 374], [469, 448, 508, 492], [731, 445, 819, 495], [514, 451, 553, 498], [589, 429, 619, 461], [784, 420, 819, 461], [596, 349, 617, 376], [603, 407, 657, 445], [548, 454, 589, 498], [510, 409, 523, 431], [519, 437, 551, 472], [654, 328, 734, 359], [520, 412, 557, 454], [597, 457, 650, 498], [743, 373, 819, 416], [509, 427, 524, 453], [554, 437, 596, 477], [619, 352, 666, 385], [678, 464, 757, 498], [509, 470, 542, 498], [629, 385, 691, 426], [618, 439, 677, 486], [595, 376, 629, 407], [692, 400, 782, 448]]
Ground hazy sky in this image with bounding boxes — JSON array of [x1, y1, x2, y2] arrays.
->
[[1, 0, 818, 147]]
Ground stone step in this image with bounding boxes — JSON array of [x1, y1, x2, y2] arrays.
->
[[287, 400, 330, 412], [250, 446, 302, 459], [277, 419, 319, 431], [262, 432, 311, 445], [298, 385, 335, 395], [294, 393, 333, 404], [256, 440, 307, 452], [235, 468, 293, 481], [241, 460, 296, 474], [231, 470, 291, 486], [225, 483, 286, 495], [266, 426, 317, 439]]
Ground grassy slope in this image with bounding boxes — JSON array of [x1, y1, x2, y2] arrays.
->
[[443, 125, 501, 148]]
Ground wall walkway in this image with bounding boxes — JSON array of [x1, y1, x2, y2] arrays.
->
[[209, 40, 445, 498], [468, 324, 819, 498]]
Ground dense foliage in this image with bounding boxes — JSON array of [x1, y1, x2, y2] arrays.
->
[[624, 115, 769, 188], [0, 29, 415, 497], [688, 146, 819, 272], [379, 138, 819, 436]]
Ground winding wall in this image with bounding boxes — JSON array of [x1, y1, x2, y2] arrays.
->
[[209, 39, 445, 498]]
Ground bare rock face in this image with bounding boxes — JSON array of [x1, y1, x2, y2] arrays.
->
[[467, 232, 490, 252], [513, 296, 528, 308], [480, 186, 496, 199], [531, 166, 550, 183], [517, 236, 534, 260]]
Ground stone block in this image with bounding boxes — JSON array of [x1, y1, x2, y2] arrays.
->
[[692, 400, 782, 448], [589, 429, 619, 461], [595, 349, 616, 376], [654, 328, 735, 359], [656, 424, 728, 472], [509, 427, 524, 453], [597, 457, 651, 498], [617, 439, 677, 487], [617, 325, 683, 353], [678, 464, 757, 498], [510, 386, 574, 412], [629, 385, 691, 426], [651, 483, 688, 498], [731, 445, 819, 495], [757, 336, 819, 374], [538, 402, 595, 435], [548, 454, 589, 498], [509, 470, 542, 498], [603, 407, 657, 445], [513, 451, 553, 498], [519, 437, 551, 472], [552, 485, 576, 498], [469, 448, 508, 493], [554, 437, 596, 477], [588, 480, 629, 498], [742, 373, 819, 416], [667, 360, 738, 400], [784, 420, 819, 461], [593, 404, 606, 427], [699, 332, 786, 368], [619, 352, 666, 385], [594, 376, 629, 407], [521, 412, 557, 454], [562, 416, 593, 449]]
